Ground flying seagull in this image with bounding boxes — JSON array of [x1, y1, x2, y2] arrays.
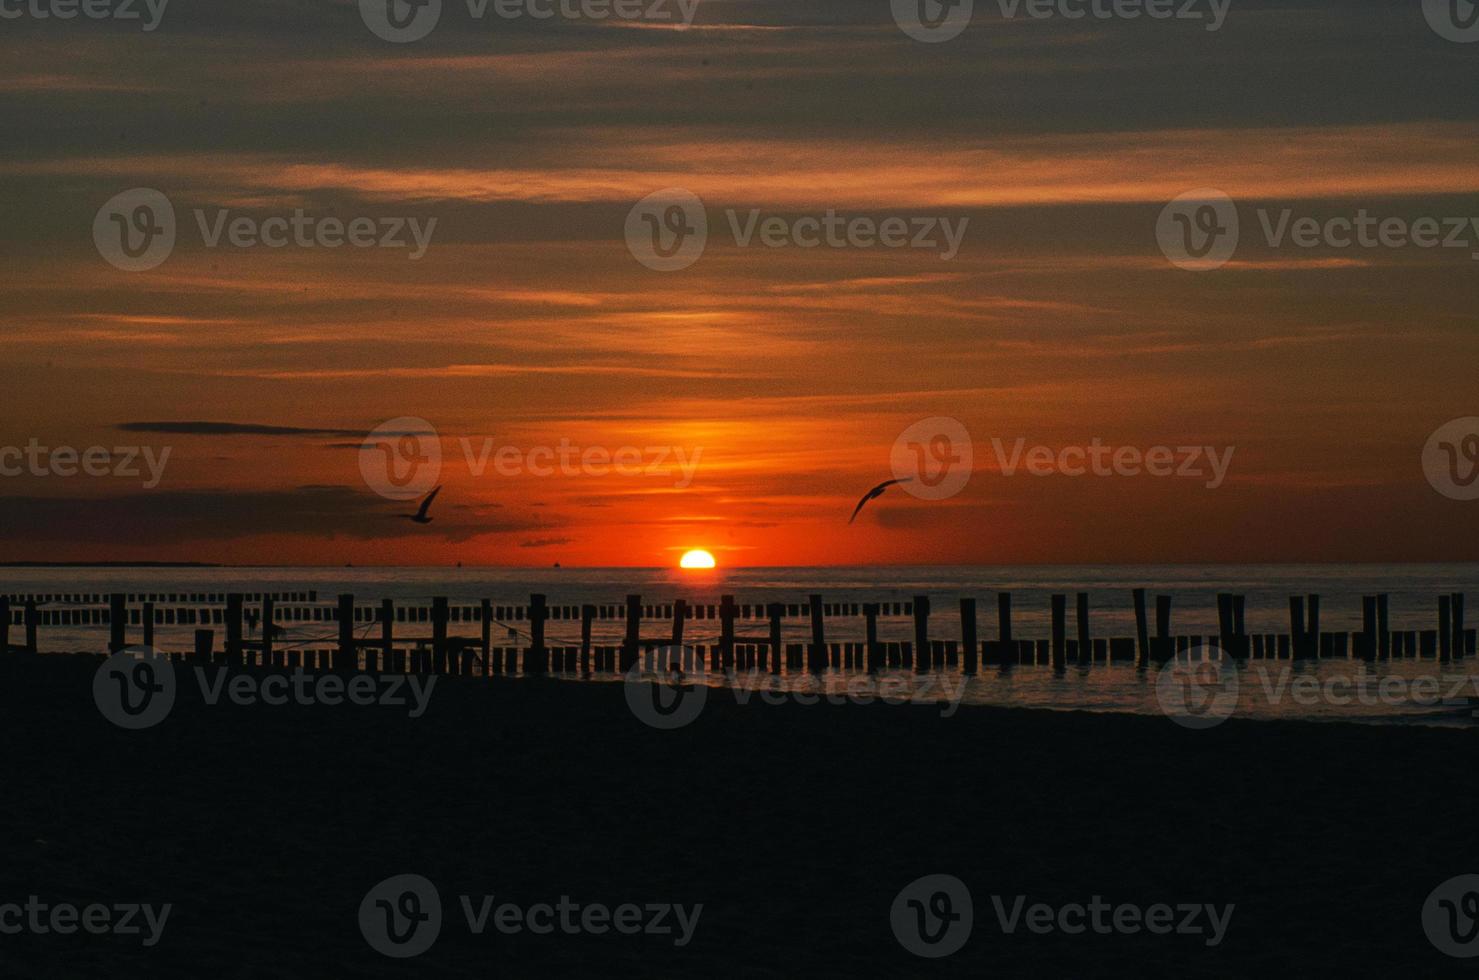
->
[[848, 478, 912, 524], [400, 485, 442, 525]]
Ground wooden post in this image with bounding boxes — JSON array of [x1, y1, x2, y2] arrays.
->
[[1454, 593, 1466, 659], [998, 592, 1013, 646], [1307, 594, 1321, 656], [720, 595, 736, 671], [1376, 594, 1390, 658], [226, 593, 243, 666], [1074, 593, 1089, 663], [24, 600, 37, 654], [141, 601, 155, 650], [961, 598, 978, 675], [863, 603, 881, 674], [383, 599, 396, 673], [1289, 596, 1308, 659], [1050, 594, 1066, 670], [193, 629, 213, 664], [579, 604, 594, 674], [670, 598, 688, 673], [261, 598, 274, 668], [1439, 595, 1453, 660], [808, 594, 826, 673], [527, 594, 547, 675], [1132, 589, 1149, 665], [768, 602, 783, 675], [339, 594, 358, 671], [0, 596, 9, 654], [912, 595, 930, 674], [620, 594, 641, 672], [109, 593, 126, 653]]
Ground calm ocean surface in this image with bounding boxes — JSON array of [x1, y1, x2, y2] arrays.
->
[[9, 564, 1478, 727]]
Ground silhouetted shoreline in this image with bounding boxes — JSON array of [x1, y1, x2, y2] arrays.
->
[[0, 653, 1473, 976]]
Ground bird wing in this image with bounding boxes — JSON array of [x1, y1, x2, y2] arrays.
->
[[416, 485, 442, 519], [848, 478, 912, 524]]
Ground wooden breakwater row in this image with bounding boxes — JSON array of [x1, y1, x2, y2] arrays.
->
[[3, 589, 1474, 674]]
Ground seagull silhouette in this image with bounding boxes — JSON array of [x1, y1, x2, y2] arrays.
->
[[848, 478, 912, 524], [400, 485, 441, 525]]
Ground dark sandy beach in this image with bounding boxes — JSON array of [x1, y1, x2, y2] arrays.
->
[[1, 653, 1476, 977]]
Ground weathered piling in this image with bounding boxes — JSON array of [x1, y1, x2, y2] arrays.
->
[[109, 593, 126, 653], [720, 595, 736, 670], [1440, 594, 1453, 660], [998, 592, 1013, 645], [913, 595, 930, 674], [226, 593, 243, 666], [261, 598, 274, 667], [620, 594, 641, 672], [1132, 589, 1149, 665], [670, 598, 688, 668], [1290, 596, 1311, 659], [1154, 595, 1172, 661], [193, 629, 213, 664], [1050, 594, 1066, 670], [141, 601, 155, 650], [579, 604, 594, 674], [340, 594, 358, 671], [0, 597, 8, 653], [808, 594, 826, 673], [768, 603, 783, 675], [528, 594, 548, 675], [1307, 594, 1321, 654], [961, 598, 978, 675], [1377, 594, 1390, 657], [24, 600, 37, 654], [1075, 593, 1090, 663], [383, 599, 398, 672]]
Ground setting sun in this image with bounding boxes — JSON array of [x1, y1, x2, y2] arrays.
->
[[679, 549, 717, 569]]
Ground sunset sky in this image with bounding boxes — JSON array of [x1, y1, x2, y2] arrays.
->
[[3, 0, 1478, 566]]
